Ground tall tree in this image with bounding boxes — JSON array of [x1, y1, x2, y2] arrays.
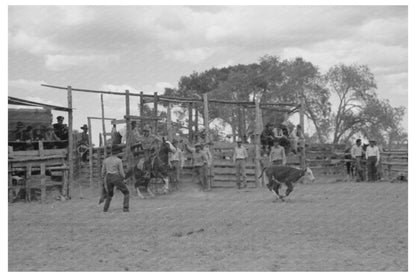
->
[[325, 64, 377, 143]]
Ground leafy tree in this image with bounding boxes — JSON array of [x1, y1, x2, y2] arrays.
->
[[325, 64, 377, 143]]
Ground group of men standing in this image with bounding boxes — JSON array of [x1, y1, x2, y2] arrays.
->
[[349, 138, 381, 182]]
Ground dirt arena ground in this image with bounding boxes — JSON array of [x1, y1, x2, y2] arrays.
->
[[8, 177, 407, 271]]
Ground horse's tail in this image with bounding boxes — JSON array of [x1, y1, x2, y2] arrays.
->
[[258, 166, 267, 179]]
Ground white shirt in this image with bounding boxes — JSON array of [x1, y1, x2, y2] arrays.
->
[[366, 145, 380, 161], [351, 144, 363, 158], [233, 146, 248, 161]]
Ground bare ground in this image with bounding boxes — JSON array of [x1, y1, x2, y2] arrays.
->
[[8, 178, 407, 271]]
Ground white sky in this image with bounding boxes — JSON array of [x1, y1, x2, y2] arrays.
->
[[7, 4, 408, 144]]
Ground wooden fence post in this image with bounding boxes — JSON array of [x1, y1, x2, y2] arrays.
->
[[140, 91, 144, 132], [203, 93, 212, 190], [67, 86, 73, 198], [154, 92, 158, 133], [299, 97, 306, 170], [125, 90, 132, 187], [87, 117, 93, 187], [188, 103, 193, 143], [101, 94, 107, 157], [255, 96, 261, 188], [167, 102, 172, 140]]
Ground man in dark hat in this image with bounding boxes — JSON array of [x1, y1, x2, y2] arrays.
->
[[80, 124, 89, 145], [100, 144, 129, 212], [365, 139, 380, 182], [351, 139, 365, 182], [12, 121, 25, 141], [137, 124, 162, 159], [53, 116, 68, 141], [261, 122, 276, 155], [192, 143, 208, 191]]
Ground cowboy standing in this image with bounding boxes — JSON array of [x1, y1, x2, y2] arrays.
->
[[169, 139, 183, 186], [366, 139, 380, 182], [80, 124, 89, 145], [101, 145, 129, 212], [351, 139, 365, 182], [192, 143, 208, 191], [232, 138, 249, 189]]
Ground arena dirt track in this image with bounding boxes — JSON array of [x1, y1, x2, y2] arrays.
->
[[9, 178, 407, 271]]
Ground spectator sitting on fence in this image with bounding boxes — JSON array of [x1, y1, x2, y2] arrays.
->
[[269, 139, 286, 166], [44, 125, 61, 149], [53, 116, 68, 140]]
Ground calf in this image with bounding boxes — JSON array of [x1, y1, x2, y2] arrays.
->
[[258, 165, 315, 201]]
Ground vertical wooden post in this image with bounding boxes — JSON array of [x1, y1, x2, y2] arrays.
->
[[188, 103, 193, 143], [140, 91, 144, 132], [101, 94, 107, 158], [125, 90, 132, 186], [254, 96, 261, 188], [195, 108, 199, 141], [39, 141, 46, 203], [87, 117, 93, 187], [299, 97, 306, 170], [167, 102, 172, 140], [242, 106, 247, 143], [67, 86, 73, 198], [26, 164, 32, 202], [154, 92, 158, 134], [203, 93, 212, 190]]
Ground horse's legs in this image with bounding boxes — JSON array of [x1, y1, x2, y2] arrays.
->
[[146, 179, 155, 198], [136, 186, 145, 199], [162, 176, 170, 193]]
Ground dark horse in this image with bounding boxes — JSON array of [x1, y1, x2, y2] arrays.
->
[[125, 138, 174, 198]]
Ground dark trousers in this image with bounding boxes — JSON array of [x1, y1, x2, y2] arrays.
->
[[353, 157, 365, 181], [194, 165, 207, 189], [367, 156, 378, 182], [103, 173, 129, 212]]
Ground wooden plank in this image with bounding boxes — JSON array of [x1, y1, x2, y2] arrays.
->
[[154, 92, 158, 133], [67, 86, 73, 198], [11, 148, 68, 157], [26, 164, 32, 202], [167, 102, 172, 140], [88, 117, 93, 187], [254, 97, 261, 187], [125, 90, 132, 187], [40, 162, 46, 203]]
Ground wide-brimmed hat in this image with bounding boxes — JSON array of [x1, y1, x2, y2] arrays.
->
[[81, 124, 88, 130], [47, 125, 54, 130], [369, 139, 376, 143], [57, 116, 64, 121], [236, 138, 242, 143], [143, 125, 150, 132], [195, 143, 203, 148], [16, 121, 24, 128]]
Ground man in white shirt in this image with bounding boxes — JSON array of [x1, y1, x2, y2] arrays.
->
[[350, 139, 364, 182], [232, 139, 249, 189], [269, 139, 286, 165], [365, 139, 380, 182], [100, 145, 129, 212], [169, 139, 183, 188]]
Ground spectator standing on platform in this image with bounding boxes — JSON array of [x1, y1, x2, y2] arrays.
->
[[366, 139, 380, 182], [351, 139, 365, 182], [269, 139, 286, 166], [232, 138, 249, 189], [53, 116, 68, 140], [44, 126, 60, 149], [290, 124, 304, 154]]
